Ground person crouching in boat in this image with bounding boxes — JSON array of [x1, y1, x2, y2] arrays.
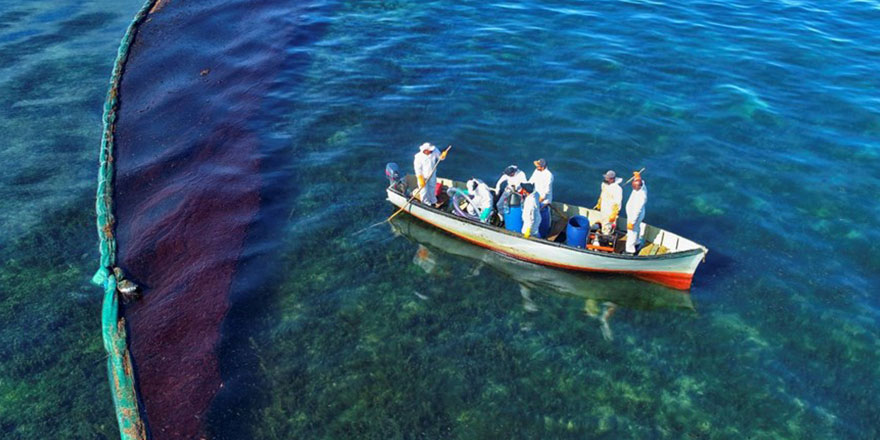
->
[[494, 165, 527, 196], [519, 182, 542, 239], [625, 172, 648, 255], [413, 142, 447, 207], [494, 165, 527, 223], [466, 178, 494, 222], [595, 170, 623, 235]]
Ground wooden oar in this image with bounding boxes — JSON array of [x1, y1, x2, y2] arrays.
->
[[625, 167, 646, 185], [358, 145, 451, 234]]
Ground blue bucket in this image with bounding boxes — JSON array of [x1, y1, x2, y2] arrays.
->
[[566, 215, 590, 248], [504, 206, 523, 233]]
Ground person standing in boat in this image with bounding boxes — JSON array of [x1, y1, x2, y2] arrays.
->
[[528, 158, 554, 236], [519, 182, 542, 239], [413, 142, 447, 206], [625, 172, 648, 255], [595, 170, 623, 235]]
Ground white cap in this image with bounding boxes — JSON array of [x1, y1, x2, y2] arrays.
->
[[419, 142, 436, 152]]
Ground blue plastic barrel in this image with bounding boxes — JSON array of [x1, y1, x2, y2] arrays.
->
[[539, 206, 551, 238], [566, 215, 590, 248], [505, 206, 523, 233]]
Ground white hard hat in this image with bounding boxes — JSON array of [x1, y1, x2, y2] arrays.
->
[[419, 142, 436, 152]]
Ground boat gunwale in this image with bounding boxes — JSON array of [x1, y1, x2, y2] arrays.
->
[[386, 184, 706, 263]]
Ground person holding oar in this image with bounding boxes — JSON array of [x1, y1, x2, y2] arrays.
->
[[362, 143, 451, 233], [413, 142, 449, 207]]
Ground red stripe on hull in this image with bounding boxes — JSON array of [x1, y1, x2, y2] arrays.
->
[[405, 207, 695, 290], [634, 272, 694, 290]]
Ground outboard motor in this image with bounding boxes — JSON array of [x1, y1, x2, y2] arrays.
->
[[385, 162, 401, 184], [385, 162, 405, 192]]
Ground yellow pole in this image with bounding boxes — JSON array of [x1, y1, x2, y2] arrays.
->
[[625, 167, 646, 185]]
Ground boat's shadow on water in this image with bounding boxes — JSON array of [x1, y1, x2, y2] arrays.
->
[[390, 215, 697, 314]]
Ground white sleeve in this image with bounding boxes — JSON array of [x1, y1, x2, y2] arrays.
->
[[522, 200, 535, 231], [477, 187, 490, 208], [626, 192, 645, 220], [639, 186, 648, 217], [495, 175, 507, 193], [625, 197, 635, 220]]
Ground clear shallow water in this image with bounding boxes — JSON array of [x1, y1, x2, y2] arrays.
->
[[2, 0, 880, 438], [0, 0, 141, 437], [204, 1, 879, 438]]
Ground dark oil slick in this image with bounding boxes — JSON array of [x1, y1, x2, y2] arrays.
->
[[112, 0, 328, 437]]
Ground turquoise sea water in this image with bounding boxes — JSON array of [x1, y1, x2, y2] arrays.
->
[[3, 0, 880, 438], [0, 0, 141, 437]]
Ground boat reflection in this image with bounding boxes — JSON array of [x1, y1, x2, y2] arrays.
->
[[391, 215, 695, 340]]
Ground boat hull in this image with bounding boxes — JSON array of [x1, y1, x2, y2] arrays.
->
[[386, 188, 706, 290]]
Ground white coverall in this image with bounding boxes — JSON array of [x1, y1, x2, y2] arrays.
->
[[466, 179, 493, 220], [494, 169, 527, 194], [625, 183, 648, 254], [413, 150, 441, 205], [528, 168, 554, 205], [522, 191, 542, 238], [529, 168, 554, 226], [598, 178, 623, 232]]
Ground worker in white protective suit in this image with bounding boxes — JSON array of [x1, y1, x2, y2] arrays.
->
[[529, 158, 554, 236], [465, 178, 494, 222], [624, 172, 648, 255], [528, 158, 554, 206], [413, 143, 447, 206], [494, 165, 528, 195], [595, 170, 623, 235], [519, 182, 542, 239]]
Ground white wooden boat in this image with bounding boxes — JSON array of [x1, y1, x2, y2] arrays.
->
[[385, 175, 709, 290]]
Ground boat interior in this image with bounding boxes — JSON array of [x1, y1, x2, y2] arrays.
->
[[395, 175, 706, 258]]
